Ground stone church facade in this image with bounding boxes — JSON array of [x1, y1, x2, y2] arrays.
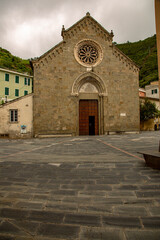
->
[[32, 13, 140, 136]]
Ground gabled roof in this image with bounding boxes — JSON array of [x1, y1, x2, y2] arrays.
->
[[32, 13, 114, 64], [0, 93, 33, 108], [32, 13, 139, 71], [61, 12, 113, 40], [31, 41, 64, 63]]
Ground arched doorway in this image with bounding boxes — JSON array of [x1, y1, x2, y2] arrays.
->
[[71, 72, 107, 136], [79, 82, 99, 135]]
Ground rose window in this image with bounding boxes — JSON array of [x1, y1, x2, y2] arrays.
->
[[74, 40, 103, 67], [78, 45, 98, 64]]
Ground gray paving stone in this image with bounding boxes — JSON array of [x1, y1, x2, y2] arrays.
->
[[72, 180, 95, 184], [125, 175, 149, 181], [0, 208, 29, 221], [0, 221, 27, 236], [125, 230, 160, 240], [14, 237, 33, 240], [79, 204, 112, 214], [148, 207, 160, 216], [142, 217, 160, 228], [60, 184, 85, 190], [1, 133, 160, 239], [92, 197, 123, 204], [45, 202, 78, 212], [0, 181, 13, 187], [116, 163, 135, 167], [85, 184, 112, 191], [0, 200, 13, 208], [27, 210, 64, 224], [78, 191, 106, 197], [102, 216, 141, 228], [114, 185, 138, 190], [96, 179, 122, 184], [36, 183, 60, 190], [63, 196, 92, 204], [136, 191, 160, 198], [123, 199, 154, 205], [149, 179, 160, 183], [148, 175, 160, 179], [139, 185, 160, 190], [10, 220, 40, 236], [80, 227, 124, 240], [108, 191, 136, 197], [51, 190, 76, 196], [37, 223, 80, 239], [32, 194, 50, 200], [64, 213, 101, 226], [5, 193, 32, 200], [113, 206, 148, 216], [14, 201, 43, 210], [0, 235, 16, 240], [1, 186, 27, 193]]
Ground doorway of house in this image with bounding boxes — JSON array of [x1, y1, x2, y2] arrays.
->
[[79, 100, 98, 135]]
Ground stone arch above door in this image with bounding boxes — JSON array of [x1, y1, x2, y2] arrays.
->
[[71, 72, 107, 96]]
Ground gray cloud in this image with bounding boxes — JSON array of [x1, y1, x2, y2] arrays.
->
[[0, 0, 156, 59]]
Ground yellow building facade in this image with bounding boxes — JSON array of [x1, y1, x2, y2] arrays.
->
[[0, 68, 33, 102]]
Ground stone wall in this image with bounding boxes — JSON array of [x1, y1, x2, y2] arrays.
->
[[33, 14, 140, 136], [0, 94, 33, 138]]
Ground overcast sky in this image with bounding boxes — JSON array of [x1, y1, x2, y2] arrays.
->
[[0, 0, 156, 59]]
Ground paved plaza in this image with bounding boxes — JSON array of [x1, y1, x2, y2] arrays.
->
[[0, 132, 160, 239]]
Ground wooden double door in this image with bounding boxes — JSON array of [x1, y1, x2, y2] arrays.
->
[[79, 100, 99, 135]]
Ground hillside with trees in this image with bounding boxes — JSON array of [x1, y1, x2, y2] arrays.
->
[[0, 34, 158, 86], [116, 35, 158, 87], [0, 47, 32, 75]]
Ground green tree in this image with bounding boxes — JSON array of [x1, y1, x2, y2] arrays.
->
[[117, 35, 158, 87], [0, 47, 33, 74], [140, 99, 159, 121]]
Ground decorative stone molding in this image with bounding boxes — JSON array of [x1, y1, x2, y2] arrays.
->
[[71, 72, 107, 96], [61, 14, 114, 42], [112, 45, 139, 73], [32, 42, 64, 69]]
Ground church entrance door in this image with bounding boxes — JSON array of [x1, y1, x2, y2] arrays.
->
[[79, 100, 99, 135], [89, 116, 95, 135]]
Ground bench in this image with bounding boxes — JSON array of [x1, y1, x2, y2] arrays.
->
[[138, 150, 160, 170]]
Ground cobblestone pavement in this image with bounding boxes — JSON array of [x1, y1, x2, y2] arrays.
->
[[0, 132, 160, 240]]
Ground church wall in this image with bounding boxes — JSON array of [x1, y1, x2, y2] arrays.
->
[[33, 15, 140, 136]]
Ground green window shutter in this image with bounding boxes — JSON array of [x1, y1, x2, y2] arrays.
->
[[24, 90, 28, 95], [24, 77, 27, 85], [5, 73, 9, 81], [28, 78, 30, 86], [15, 89, 19, 97], [5, 87, 9, 95], [15, 76, 19, 83]]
